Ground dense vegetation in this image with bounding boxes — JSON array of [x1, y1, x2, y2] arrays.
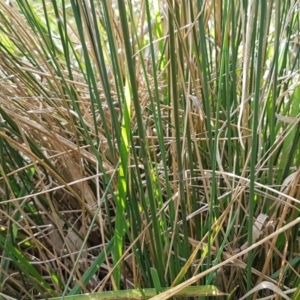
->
[[0, 0, 299, 299]]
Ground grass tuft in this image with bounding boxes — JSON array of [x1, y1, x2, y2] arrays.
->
[[0, 1, 299, 299]]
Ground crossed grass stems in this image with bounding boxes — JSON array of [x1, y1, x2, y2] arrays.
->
[[0, 0, 300, 299]]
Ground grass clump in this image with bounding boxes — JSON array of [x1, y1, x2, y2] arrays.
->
[[0, 0, 299, 299]]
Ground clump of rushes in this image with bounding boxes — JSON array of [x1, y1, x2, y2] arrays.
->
[[0, 1, 299, 299]]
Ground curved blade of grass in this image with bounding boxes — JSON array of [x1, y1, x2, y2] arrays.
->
[[0, 233, 55, 298]]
